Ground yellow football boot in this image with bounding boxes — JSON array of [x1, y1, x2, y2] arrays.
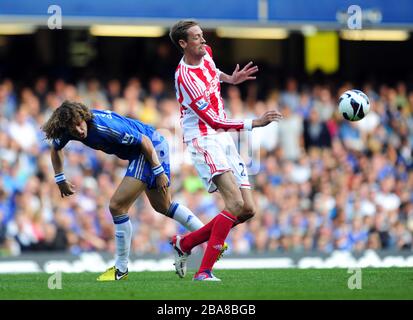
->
[[216, 242, 229, 261], [97, 266, 128, 281]]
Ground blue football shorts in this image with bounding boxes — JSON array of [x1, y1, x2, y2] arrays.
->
[[125, 133, 170, 189]]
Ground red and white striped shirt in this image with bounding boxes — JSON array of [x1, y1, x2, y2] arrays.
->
[[174, 46, 252, 142]]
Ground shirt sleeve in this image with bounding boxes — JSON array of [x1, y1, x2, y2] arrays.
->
[[95, 124, 144, 146], [178, 72, 252, 131], [118, 130, 143, 146], [52, 135, 71, 150], [93, 111, 145, 147]]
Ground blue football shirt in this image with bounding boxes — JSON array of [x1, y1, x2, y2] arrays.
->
[[52, 109, 160, 160]]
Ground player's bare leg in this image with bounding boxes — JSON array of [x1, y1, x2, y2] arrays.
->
[[210, 188, 255, 260], [237, 188, 256, 224], [97, 177, 146, 281]]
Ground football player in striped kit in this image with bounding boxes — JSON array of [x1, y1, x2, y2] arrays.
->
[[169, 20, 283, 281]]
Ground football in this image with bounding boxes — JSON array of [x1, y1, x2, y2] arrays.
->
[[338, 89, 370, 121]]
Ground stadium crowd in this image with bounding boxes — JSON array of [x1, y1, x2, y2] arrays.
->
[[0, 75, 412, 256]]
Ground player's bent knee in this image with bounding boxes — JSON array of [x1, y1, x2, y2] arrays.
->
[[239, 206, 256, 223], [227, 198, 244, 216], [245, 204, 256, 217], [109, 199, 126, 216], [153, 203, 170, 216]]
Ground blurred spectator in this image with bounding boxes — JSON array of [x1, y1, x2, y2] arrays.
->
[[277, 103, 303, 161], [8, 107, 39, 152], [0, 80, 17, 120], [106, 79, 122, 105], [79, 78, 109, 108], [303, 108, 332, 150], [280, 78, 300, 111], [34, 76, 49, 110]]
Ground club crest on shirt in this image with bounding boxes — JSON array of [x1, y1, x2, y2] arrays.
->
[[121, 133, 134, 145], [195, 99, 208, 110]]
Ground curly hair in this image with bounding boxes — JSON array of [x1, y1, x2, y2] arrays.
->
[[41, 101, 94, 140]]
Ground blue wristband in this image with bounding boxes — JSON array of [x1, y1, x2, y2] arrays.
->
[[55, 173, 66, 184], [152, 165, 164, 177]]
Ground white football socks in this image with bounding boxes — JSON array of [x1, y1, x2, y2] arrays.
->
[[113, 214, 132, 273], [168, 202, 204, 231]]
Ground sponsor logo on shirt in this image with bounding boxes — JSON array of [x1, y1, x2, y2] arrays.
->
[[195, 99, 208, 110], [204, 78, 219, 99], [122, 133, 134, 145]]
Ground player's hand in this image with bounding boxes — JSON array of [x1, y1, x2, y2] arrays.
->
[[156, 173, 169, 194], [230, 61, 258, 85], [252, 110, 283, 128], [57, 181, 76, 198]]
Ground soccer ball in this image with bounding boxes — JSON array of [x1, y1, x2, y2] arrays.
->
[[338, 89, 370, 121]]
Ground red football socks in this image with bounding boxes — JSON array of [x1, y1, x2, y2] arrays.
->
[[180, 212, 240, 253], [180, 214, 219, 253], [198, 210, 236, 272]]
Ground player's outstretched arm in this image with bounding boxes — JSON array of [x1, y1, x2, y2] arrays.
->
[[252, 110, 284, 128], [219, 61, 259, 85], [140, 135, 169, 194], [51, 148, 76, 197]]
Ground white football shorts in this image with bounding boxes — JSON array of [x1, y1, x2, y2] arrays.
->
[[186, 132, 251, 193]]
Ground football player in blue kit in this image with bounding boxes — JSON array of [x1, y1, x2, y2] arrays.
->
[[42, 101, 212, 281]]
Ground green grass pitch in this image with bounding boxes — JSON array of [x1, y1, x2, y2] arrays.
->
[[0, 268, 412, 300]]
